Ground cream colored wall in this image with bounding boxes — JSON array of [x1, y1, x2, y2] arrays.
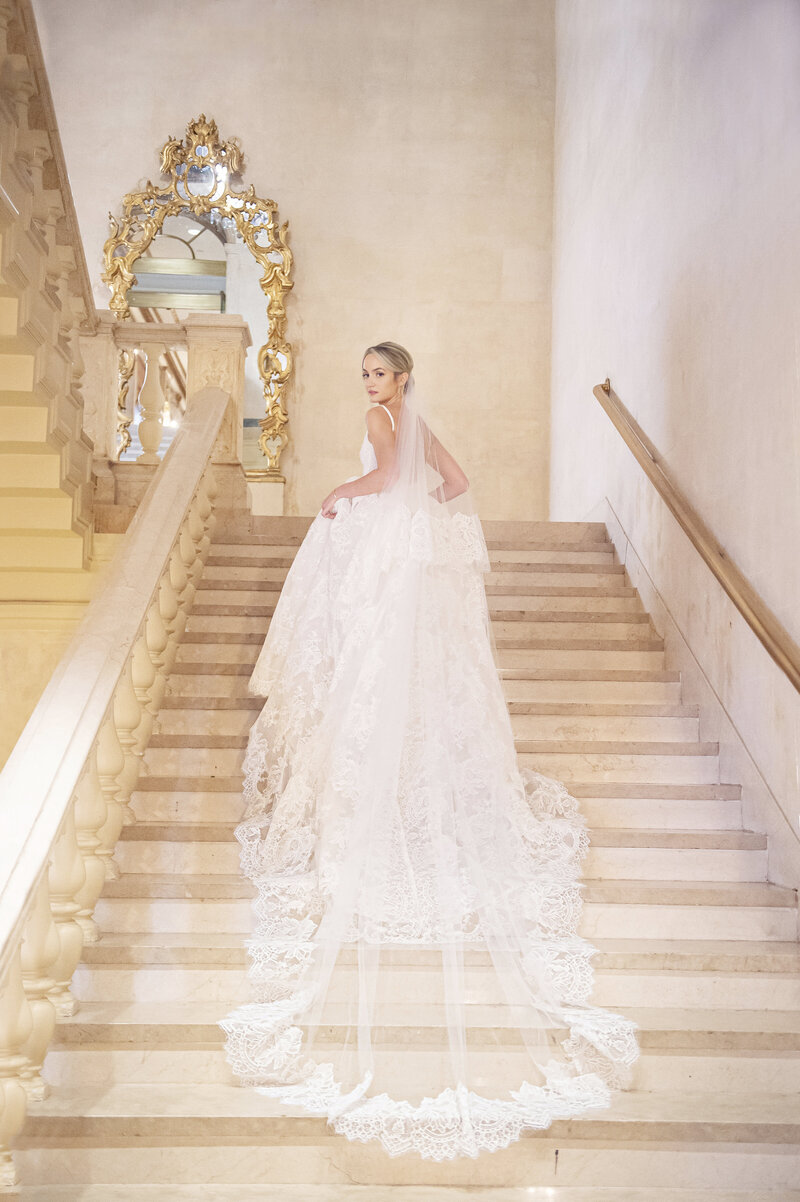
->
[[33, 0, 555, 519], [551, 0, 800, 883]]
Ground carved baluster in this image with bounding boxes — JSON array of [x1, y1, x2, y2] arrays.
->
[[0, 950, 32, 1190], [179, 526, 198, 605], [72, 764, 108, 945], [113, 658, 145, 824], [19, 876, 59, 1099], [168, 544, 190, 641], [159, 569, 182, 675], [158, 560, 180, 638], [145, 598, 170, 714], [131, 630, 158, 754], [47, 806, 87, 1020], [94, 713, 126, 881], [136, 345, 166, 463], [203, 468, 219, 551], [187, 495, 207, 585]]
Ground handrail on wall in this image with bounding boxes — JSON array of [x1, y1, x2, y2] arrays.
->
[[594, 379, 800, 695]]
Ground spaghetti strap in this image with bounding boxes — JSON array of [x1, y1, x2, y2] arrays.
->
[[381, 404, 396, 432]]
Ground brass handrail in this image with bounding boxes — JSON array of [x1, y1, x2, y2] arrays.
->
[[594, 379, 800, 694]]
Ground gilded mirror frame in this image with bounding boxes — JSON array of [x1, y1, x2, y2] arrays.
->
[[102, 115, 293, 477]]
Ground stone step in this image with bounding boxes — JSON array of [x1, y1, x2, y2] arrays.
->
[[153, 702, 700, 742], [122, 823, 761, 851], [130, 783, 743, 831], [93, 877, 798, 941], [212, 517, 605, 544], [80, 933, 800, 974], [0, 294, 20, 337], [56, 989, 800, 1028], [177, 627, 664, 650], [521, 749, 718, 784], [92, 895, 797, 941], [184, 613, 656, 642], [200, 562, 630, 589], [197, 584, 644, 613], [208, 542, 619, 566], [68, 958, 800, 1009], [139, 739, 720, 784], [0, 564, 96, 602], [486, 583, 639, 601], [165, 666, 684, 704], [0, 440, 61, 487], [199, 568, 637, 593], [0, 347, 35, 391], [0, 527, 85, 569], [173, 642, 667, 671], [115, 830, 765, 883], [0, 392, 50, 441], [15, 1085, 800, 1189], [40, 1038, 800, 1096], [17, 1188, 800, 1202], [0, 485, 74, 529]]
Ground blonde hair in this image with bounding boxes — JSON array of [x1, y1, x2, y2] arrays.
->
[[363, 341, 414, 393]]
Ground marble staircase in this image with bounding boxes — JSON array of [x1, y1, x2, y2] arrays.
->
[[0, 4, 95, 601], [14, 515, 800, 1198]]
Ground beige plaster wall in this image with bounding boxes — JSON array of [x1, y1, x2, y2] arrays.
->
[[33, 0, 555, 519], [551, 0, 800, 883]]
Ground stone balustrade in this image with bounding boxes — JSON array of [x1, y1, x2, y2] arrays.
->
[[0, 384, 231, 1190], [83, 314, 251, 529]]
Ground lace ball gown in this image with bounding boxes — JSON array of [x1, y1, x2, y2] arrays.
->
[[220, 417, 640, 1161]]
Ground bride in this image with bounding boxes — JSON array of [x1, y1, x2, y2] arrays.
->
[[220, 341, 640, 1161]]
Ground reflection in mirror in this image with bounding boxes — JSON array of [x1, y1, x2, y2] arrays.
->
[[121, 209, 267, 466]]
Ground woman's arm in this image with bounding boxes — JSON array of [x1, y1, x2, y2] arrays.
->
[[320, 406, 396, 518]]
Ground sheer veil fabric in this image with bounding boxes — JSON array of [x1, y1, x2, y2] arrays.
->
[[220, 376, 640, 1160]]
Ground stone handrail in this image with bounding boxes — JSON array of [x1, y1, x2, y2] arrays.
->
[[0, 385, 229, 1189]]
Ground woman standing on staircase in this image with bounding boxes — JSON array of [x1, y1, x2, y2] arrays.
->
[[221, 341, 639, 1161]]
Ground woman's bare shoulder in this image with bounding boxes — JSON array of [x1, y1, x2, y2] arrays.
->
[[365, 404, 392, 431]]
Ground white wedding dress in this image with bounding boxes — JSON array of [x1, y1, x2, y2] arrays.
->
[[220, 403, 640, 1161]]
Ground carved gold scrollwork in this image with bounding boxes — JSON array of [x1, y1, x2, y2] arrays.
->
[[115, 347, 136, 460], [103, 115, 294, 477]]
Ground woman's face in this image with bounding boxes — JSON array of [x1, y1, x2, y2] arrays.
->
[[362, 353, 406, 404]]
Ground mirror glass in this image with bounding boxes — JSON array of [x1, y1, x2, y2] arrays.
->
[[123, 208, 268, 467]]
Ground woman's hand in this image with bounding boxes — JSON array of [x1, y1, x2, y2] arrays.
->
[[320, 489, 340, 519]]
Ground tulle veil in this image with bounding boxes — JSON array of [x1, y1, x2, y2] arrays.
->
[[219, 373, 640, 1160]]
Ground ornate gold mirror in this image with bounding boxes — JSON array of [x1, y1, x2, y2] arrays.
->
[[103, 115, 293, 476]]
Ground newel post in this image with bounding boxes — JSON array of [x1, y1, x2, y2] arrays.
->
[[184, 314, 251, 469]]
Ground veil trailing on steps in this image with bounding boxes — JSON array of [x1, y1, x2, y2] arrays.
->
[[220, 374, 640, 1161]]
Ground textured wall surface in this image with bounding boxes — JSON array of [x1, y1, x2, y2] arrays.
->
[[551, 0, 800, 877], [34, 0, 555, 518]]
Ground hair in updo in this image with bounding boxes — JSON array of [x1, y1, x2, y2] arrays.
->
[[363, 341, 414, 393]]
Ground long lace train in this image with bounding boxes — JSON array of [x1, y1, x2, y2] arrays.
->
[[220, 487, 640, 1161]]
